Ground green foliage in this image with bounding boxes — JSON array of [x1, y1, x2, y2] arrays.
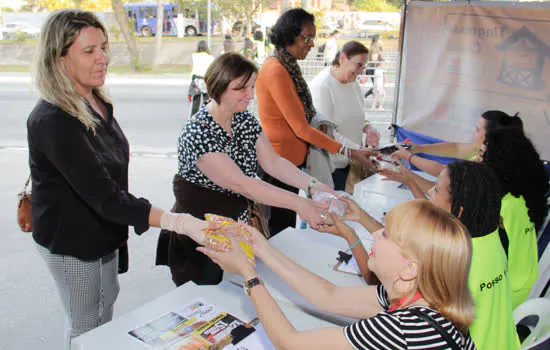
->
[[15, 30, 27, 43], [109, 24, 122, 40], [354, 0, 399, 12], [310, 7, 326, 31]]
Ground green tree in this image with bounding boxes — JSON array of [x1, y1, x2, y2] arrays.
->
[[111, 0, 142, 71], [354, 0, 399, 12], [216, 0, 268, 37]]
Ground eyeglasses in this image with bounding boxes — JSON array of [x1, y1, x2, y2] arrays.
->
[[301, 34, 315, 44], [350, 58, 367, 70]]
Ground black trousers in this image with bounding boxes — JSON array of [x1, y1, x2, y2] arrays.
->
[[262, 172, 301, 237]]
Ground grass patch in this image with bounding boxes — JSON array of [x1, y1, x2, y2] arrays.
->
[[0, 65, 30, 72]]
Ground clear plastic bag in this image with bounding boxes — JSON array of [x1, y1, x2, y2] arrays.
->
[[312, 191, 350, 218]]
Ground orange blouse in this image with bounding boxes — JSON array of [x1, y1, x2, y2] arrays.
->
[[256, 57, 341, 166]]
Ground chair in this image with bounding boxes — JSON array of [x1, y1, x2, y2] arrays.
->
[[514, 298, 550, 349], [530, 238, 550, 299]]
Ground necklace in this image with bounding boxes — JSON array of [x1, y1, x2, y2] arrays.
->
[[388, 291, 423, 312]]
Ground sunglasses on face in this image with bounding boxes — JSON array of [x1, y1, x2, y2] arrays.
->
[[300, 34, 315, 44]]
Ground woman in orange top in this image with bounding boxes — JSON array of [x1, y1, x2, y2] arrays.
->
[[256, 8, 374, 235]]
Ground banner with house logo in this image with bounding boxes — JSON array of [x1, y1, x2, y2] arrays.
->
[[396, 2, 550, 159]]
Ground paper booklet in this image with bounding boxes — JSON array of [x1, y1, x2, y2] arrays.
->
[[128, 299, 275, 350]]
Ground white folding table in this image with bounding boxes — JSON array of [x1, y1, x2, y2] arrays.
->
[[71, 281, 336, 350]]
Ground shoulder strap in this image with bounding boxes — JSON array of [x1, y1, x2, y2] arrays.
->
[[23, 175, 31, 192], [407, 308, 462, 350]]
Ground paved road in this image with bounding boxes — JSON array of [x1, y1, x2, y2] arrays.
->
[[0, 73, 393, 350], [0, 74, 192, 350]]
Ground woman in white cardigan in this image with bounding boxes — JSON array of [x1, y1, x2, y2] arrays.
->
[[310, 41, 379, 190]]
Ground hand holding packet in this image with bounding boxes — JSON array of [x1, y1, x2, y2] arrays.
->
[[204, 214, 255, 266], [312, 191, 350, 219], [370, 154, 400, 172], [376, 143, 413, 155]]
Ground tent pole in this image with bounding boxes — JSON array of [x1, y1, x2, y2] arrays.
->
[[392, 0, 409, 140]]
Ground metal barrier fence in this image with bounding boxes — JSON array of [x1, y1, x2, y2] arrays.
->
[[250, 50, 399, 137]]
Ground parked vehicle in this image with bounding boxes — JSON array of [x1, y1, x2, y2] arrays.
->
[[2, 22, 41, 39], [232, 21, 260, 35], [356, 19, 395, 38], [124, 2, 199, 37]]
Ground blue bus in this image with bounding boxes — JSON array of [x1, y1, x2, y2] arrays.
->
[[124, 2, 200, 37]]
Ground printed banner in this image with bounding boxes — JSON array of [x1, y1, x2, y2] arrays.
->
[[397, 2, 550, 159]]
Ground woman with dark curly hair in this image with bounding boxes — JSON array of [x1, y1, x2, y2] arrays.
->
[[480, 111, 548, 308], [392, 111, 548, 308], [256, 8, 375, 235]]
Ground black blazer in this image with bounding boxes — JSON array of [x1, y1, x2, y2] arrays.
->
[[27, 99, 151, 261]]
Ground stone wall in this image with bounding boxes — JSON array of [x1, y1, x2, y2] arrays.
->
[[0, 40, 232, 66]]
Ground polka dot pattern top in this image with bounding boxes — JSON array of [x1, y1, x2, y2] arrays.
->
[[177, 104, 262, 198]]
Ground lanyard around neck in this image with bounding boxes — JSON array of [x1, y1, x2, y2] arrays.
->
[[388, 291, 423, 312]]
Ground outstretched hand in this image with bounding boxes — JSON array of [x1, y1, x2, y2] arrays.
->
[[318, 213, 358, 243], [379, 159, 414, 185], [197, 239, 256, 277], [161, 212, 218, 246], [390, 143, 413, 162], [350, 148, 377, 171]]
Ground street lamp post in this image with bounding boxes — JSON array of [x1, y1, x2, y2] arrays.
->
[[207, 0, 211, 49]]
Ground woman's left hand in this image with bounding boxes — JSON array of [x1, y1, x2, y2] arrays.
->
[[379, 160, 413, 185], [197, 239, 256, 277]]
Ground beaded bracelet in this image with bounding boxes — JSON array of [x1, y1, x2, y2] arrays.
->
[[349, 238, 362, 250]]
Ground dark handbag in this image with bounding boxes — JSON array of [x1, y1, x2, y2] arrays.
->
[[407, 308, 462, 350], [17, 175, 32, 232], [188, 75, 207, 97], [248, 200, 271, 239]]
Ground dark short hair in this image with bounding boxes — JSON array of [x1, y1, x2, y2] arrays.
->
[[205, 53, 258, 104], [446, 161, 501, 237], [330, 30, 339, 37], [332, 40, 369, 66], [269, 8, 315, 49], [197, 40, 210, 54], [253, 30, 264, 41]]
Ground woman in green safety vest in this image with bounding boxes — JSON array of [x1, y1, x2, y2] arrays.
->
[[321, 160, 522, 349], [391, 111, 548, 308], [478, 111, 548, 308], [429, 161, 521, 350]]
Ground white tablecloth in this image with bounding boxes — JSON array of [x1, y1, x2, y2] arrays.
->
[[353, 172, 436, 223], [225, 227, 371, 326], [71, 281, 335, 350]]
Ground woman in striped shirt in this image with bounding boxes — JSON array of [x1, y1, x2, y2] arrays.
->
[[198, 200, 477, 349]]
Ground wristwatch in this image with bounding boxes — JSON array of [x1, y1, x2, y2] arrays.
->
[[243, 277, 263, 296]]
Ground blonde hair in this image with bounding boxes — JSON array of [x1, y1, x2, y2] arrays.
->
[[35, 9, 111, 133], [385, 199, 475, 333]]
